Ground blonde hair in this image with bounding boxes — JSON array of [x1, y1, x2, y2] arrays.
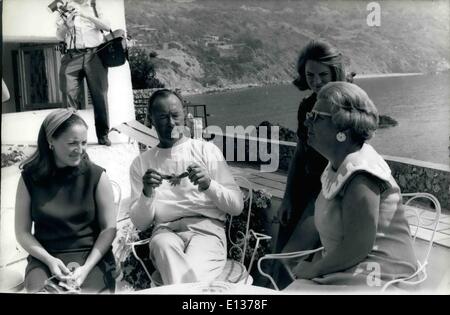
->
[[317, 82, 379, 144]]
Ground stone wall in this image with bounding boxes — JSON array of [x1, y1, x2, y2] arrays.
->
[[383, 155, 450, 210]]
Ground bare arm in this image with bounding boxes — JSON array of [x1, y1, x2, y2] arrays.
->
[[81, 172, 116, 270], [15, 177, 71, 280], [293, 173, 380, 279], [70, 172, 117, 286], [2, 79, 10, 102]]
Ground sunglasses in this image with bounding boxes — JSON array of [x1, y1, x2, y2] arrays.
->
[[305, 110, 332, 122]]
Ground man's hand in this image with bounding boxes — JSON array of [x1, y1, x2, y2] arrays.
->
[[142, 168, 162, 197], [63, 9, 79, 27], [187, 163, 211, 191]]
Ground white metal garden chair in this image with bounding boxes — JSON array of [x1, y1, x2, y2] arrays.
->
[[109, 179, 131, 281], [110, 180, 123, 222], [125, 175, 271, 287], [257, 192, 442, 292], [381, 192, 441, 291]]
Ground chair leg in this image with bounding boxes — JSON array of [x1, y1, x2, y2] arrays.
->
[[131, 244, 155, 285]]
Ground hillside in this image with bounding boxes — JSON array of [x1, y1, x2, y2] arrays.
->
[[124, 0, 450, 90]]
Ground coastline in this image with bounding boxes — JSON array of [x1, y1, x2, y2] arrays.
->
[[182, 72, 427, 96], [182, 82, 263, 96], [354, 72, 424, 79]]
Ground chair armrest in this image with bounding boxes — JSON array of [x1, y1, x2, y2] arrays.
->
[[381, 260, 428, 292], [128, 237, 152, 261], [257, 247, 324, 291], [127, 238, 151, 247], [263, 247, 324, 260], [381, 192, 441, 292]]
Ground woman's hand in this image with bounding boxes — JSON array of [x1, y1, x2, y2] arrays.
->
[[68, 265, 90, 288], [187, 163, 211, 191], [292, 260, 317, 280], [277, 201, 293, 225], [47, 257, 71, 281]]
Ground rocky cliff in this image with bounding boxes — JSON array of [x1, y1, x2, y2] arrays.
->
[[125, 0, 449, 91]]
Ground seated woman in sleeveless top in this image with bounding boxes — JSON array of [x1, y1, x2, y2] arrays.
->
[[285, 82, 417, 292], [15, 108, 117, 293]]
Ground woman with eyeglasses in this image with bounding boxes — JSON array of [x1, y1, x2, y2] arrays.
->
[[284, 82, 417, 291], [277, 41, 348, 261], [15, 109, 117, 293]]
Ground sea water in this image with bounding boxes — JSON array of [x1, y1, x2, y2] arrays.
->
[[186, 73, 450, 165]]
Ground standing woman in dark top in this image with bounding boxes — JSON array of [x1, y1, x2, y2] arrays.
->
[[15, 108, 117, 293], [277, 41, 347, 254]]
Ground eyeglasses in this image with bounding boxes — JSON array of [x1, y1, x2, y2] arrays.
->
[[305, 110, 332, 122]]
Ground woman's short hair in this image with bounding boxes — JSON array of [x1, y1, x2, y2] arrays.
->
[[293, 40, 347, 91], [20, 111, 88, 182], [146, 89, 185, 127], [317, 82, 379, 144]]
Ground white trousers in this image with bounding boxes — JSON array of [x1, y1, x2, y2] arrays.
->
[[149, 217, 227, 285]]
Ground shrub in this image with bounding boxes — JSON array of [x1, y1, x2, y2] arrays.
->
[[128, 47, 165, 89], [115, 225, 154, 290]]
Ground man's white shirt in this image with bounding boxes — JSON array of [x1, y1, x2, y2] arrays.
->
[[129, 138, 244, 230]]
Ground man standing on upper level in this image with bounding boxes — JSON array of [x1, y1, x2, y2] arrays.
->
[[56, 0, 111, 146]]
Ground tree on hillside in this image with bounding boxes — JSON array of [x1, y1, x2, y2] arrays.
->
[[128, 47, 165, 89], [238, 35, 263, 51]]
